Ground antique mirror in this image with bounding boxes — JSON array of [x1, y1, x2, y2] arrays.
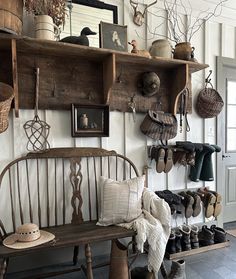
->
[[60, 0, 118, 47]]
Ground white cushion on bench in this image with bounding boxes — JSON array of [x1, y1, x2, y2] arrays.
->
[[97, 176, 145, 226]]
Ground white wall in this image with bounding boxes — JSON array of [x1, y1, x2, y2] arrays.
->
[[1, 0, 236, 271]]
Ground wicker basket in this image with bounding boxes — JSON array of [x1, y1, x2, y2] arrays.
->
[[196, 88, 224, 118], [0, 82, 14, 133]]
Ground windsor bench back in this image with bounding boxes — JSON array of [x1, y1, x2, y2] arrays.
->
[[0, 147, 139, 279]]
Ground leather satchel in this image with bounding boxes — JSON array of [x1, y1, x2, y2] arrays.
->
[[140, 110, 177, 141]]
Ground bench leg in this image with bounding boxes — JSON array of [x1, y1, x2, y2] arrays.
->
[[0, 258, 8, 279], [85, 243, 93, 279], [73, 245, 79, 265]]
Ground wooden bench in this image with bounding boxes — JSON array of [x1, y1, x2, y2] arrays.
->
[[0, 147, 140, 278]]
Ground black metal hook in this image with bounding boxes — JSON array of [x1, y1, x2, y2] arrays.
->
[[205, 70, 213, 88]]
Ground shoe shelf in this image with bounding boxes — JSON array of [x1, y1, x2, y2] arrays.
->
[[165, 240, 230, 260]]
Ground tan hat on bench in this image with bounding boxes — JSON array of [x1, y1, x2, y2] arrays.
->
[[3, 223, 55, 249]]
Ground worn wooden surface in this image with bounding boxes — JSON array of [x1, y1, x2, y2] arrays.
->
[[166, 240, 230, 260], [0, 35, 208, 113], [0, 222, 135, 258]]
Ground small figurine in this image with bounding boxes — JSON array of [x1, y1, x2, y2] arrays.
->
[[128, 40, 151, 58], [60, 27, 96, 46]]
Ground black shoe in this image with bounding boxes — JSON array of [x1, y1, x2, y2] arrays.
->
[[211, 225, 226, 243], [198, 225, 214, 246]]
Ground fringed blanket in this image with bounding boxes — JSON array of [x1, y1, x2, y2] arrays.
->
[[118, 188, 171, 273]]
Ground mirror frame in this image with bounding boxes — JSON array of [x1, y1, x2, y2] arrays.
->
[[72, 0, 118, 24]]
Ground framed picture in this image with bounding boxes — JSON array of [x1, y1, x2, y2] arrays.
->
[[71, 104, 109, 137], [99, 21, 128, 52]]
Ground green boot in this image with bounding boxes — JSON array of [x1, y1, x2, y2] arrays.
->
[[200, 145, 221, 181], [189, 144, 214, 182]]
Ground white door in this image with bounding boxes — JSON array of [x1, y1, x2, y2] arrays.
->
[[217, 56, 236, 223]]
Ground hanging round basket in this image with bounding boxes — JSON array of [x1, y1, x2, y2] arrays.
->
[[0, 82, 14, 133], [196, 87, 224, 118]]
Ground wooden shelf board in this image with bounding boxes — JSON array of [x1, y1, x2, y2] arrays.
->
[[0, 34, 208, 73], [166, 240, 230, 260]]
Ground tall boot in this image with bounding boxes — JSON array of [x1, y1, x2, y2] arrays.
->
[[189, 144, 216, 182], [167, 259, 186, 279], [109, 239, 129, 279], [200, 145, 221, 181]]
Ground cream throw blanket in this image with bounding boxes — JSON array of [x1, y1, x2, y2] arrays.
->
[[118, 188, 171, 274]]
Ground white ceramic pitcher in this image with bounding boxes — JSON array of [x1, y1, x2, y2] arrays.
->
[[35, 15, 60, 40]]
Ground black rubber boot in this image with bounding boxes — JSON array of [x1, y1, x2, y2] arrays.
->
[[189, 144, 215, 182]]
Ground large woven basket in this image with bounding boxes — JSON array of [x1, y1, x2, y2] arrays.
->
[[0, 82, 14, 133], [196, 88, 224, 118]]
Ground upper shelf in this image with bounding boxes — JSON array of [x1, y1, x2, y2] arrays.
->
[[0, 34, 209, 114], [0, 34, 208, 74]]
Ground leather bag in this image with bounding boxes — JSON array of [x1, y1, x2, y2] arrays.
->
[[140, 110, 177, 141]]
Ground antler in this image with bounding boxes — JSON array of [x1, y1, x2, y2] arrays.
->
[[130, 0, 138, 12], [143, 0, 157, 15]]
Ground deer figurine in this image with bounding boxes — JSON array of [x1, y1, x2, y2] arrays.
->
[[130, 0, 157, 26], [129, 40, 151, 58]]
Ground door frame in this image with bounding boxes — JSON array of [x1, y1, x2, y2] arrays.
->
[[216, 56, 236, 226]]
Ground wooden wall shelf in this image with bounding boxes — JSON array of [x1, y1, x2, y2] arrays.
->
[[0, 34, 209, 115]]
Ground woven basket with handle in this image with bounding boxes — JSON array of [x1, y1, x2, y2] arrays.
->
[[0, 82, 14, 133], [196, 88, 224, 118]]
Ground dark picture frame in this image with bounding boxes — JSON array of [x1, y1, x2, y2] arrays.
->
[[71, 104, 109, 137], [72, 0, 118, 24], [99, 22, 128, 52]]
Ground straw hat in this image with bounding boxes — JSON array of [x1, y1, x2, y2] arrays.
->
[[3, 223, 55, 249]]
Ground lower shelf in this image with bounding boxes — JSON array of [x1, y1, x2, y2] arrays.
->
[[165, 240, 230, 260]]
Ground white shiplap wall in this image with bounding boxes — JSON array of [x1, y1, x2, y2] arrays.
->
[[1, 0, 236, 252]]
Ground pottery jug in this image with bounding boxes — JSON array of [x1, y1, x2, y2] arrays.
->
[[173, 42, 193, 61], [149, 39, 172, 58], [35, 15, 60, 40]]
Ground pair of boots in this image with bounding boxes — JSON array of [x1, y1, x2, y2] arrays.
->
[[198, 224, 227, 246], [174, 141, 197, 166], [150, 146, 173, 173], [178, 191, 201, 218], [161, 259, 186, 279], [197, 187, 222, 218], [189, 144, 221, 182], [166, 225, 199, 254], [155, 190, 183, 215]]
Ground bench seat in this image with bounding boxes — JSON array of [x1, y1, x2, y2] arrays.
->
[[0, 222, 135, 258]]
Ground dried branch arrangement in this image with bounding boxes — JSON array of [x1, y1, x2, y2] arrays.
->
[[133, 0, 228, 44], [24, 0, 67, 27], [163, 0, 228, 43]]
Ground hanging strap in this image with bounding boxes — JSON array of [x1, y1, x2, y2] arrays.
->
[[179, 88, 190, 133]]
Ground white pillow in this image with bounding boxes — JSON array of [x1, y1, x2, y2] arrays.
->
[[97, 176, 145, 226]]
